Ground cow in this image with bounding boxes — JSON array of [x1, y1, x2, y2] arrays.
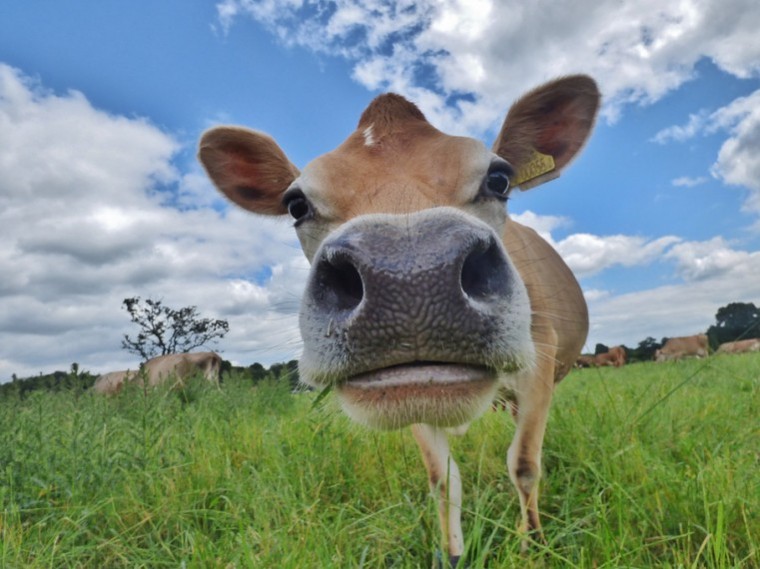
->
[[199, 75, 600, 564], [575, 354, 596, 368], [93, 352, 222, 395], [594, 345, 626, 367], [92, 369, 135, 395], [654, 334, 709, 362], [716, 338, 760, 354]]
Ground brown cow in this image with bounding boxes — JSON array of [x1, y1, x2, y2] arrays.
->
[[199, 76, 599, 563], [654, 334, 709, 362], [575, 354, 596, 368], [576, 346, 625, 368], [594, 345, 626, 367], [716, 338, 760, 354], [92, 370, 135, 395], [93, 352, 222, 395]]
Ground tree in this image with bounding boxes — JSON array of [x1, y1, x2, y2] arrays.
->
[[121, 297, 229, 360], [249, 362, 267, 382], [707, 302, 760, 348], [631, 337, 661, 362], [269, 360, 300, 388], [284, 359, 300, 391]]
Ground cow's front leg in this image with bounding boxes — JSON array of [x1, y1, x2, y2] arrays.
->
[[506, 345, 556, 551], [412, 423, 464, 567]]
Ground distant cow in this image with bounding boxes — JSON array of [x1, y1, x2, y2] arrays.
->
[[594, 345, 626, 367], [654, 335, 709, 362], [93, 352, 222, 395], [92, 370, 135, 395], [576, 346, 625, 368], [717, 338, 760, 354], [575, 354, 596, 368]]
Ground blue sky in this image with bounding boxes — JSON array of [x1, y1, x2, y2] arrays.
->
[[1, 1, 759, 379]]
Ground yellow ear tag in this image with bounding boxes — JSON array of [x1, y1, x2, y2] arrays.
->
[[512, 149, 555, 187]]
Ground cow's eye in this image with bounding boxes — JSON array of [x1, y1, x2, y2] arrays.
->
[[282, 188, 313, 225], [485, 167, 511, 198], [288, 198, 310, 220]]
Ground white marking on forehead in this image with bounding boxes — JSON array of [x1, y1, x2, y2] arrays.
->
[[363, 124, 375, 147]]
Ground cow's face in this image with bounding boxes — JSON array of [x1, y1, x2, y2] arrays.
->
[[200, 77, 599, 429]]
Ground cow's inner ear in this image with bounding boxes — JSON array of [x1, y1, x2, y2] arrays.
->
[[493, 75, 600, 190], [198, 126, 299, 215]]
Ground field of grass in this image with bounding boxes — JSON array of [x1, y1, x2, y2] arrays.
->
[[1, 354, 758, 568]]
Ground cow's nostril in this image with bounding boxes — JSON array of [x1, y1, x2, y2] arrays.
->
[[461, 239, 509, 300], [317, 256, 364, 311]]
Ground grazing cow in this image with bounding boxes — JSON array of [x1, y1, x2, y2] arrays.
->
[[93, 352, 222, 395], [92, 370, 134, 395], [654, 334, 709, 362], [143, 352, 223, 387], [199, 76, 599, 563], [575, 354, 596, 368], [594, 345, 626, 367], [717, 338, 760, 354]]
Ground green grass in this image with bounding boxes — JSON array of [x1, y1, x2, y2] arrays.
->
[[1, 355, 758, 568]]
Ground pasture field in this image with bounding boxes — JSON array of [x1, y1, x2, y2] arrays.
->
[[1, 354, 758, 568]]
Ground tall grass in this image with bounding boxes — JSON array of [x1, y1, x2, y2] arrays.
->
[[0, 355, 757, 568]]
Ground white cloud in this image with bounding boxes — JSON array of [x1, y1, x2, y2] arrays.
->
[[672, 176, 708, 187], [511, 210, 570, 243], [556, 233, 678, 278], [556, 234, 680, 278], [586, 255, 760, 349], [216, 0, 760, 133], [0, 63, 305, 380], [652, 110, 709, 144], [710, 91, 760, 200], [513, 210, 681, 277], [664, 236, 756, 281], [584, 235, 760, 348], [584, 289, 610, 303], [654, 89, 760, 220], [513, 214, 760, 349]]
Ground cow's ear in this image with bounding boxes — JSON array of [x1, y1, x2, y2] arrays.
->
[[493, 75, 600, 190], [198, 126, 299, 215]]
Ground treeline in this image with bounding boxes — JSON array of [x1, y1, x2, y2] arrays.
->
[[0, 359, 300, 400], [1, 364, 98, 398], [5, 302, 757, 396], [594, 301, 760, 363], [221, 360, 301, 391]]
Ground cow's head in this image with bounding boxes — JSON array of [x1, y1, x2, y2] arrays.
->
[[200, 76, 599, 430]]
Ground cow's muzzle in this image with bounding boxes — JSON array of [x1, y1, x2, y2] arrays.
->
[[299, 208, 532, 429]]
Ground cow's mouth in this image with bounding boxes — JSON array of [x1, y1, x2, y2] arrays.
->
[[345, 361, 492, 387], [336, 362, 499, 430]]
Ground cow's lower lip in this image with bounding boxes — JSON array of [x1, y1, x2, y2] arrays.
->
[[344, 363, 492, 388], [336, 363, 498, 430]]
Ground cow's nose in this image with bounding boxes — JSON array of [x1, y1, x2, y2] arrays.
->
[[307, 212, 512, 324], [460, 234, 511, 302], [312, 250, 365, 313]]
